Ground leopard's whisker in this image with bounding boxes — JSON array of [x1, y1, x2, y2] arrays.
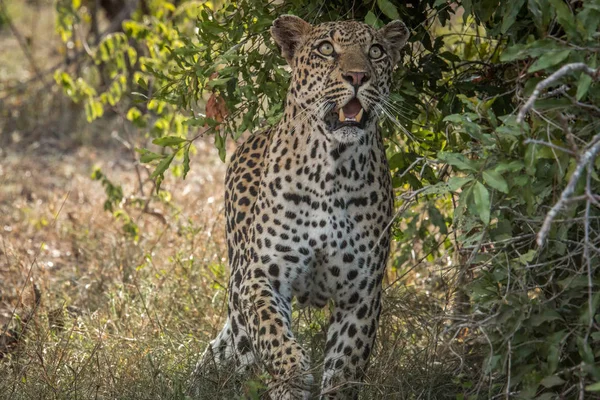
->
[[291, 96, 330, 131], [379, 96, 420, 115], [366, 95, 415, 126], [362, 92, 415, 121], [375, 104, 417, 142]]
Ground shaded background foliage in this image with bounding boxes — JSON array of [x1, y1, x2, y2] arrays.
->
[[1, 0, 599, 398]]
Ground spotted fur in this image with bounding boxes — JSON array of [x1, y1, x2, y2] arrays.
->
[[191, 16, 409, 400]]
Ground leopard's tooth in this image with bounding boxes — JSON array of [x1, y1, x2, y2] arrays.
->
[[339, 108, 346, 122], [355, 108, 364, 123]]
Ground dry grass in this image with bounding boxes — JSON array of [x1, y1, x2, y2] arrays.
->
[[0, 135, 471, 399], [0, 135, 232, 399]]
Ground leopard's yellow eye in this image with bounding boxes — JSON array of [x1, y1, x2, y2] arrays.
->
[[318, 41, 335, 56], [369, 44, 384, 59]]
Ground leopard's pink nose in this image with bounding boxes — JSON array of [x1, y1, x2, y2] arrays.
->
[[343, 71, 370, 87]]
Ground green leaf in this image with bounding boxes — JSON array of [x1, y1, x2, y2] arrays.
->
[[136, 148, 165, 163], [483, 170, 509, 193], [576, 70, 594, 100], [152, 136, 187, 147], [364, 11, 380, 28], [126, 107, 142, 121], [519, 249, 537, 265], [528, 0, 546, 32], [579, 4, 600, 39], [141, 153, 164, 163], [586, 382, 600, 392], [528, 50, 572, 73], [473, 181, 490, 225], [495, 161, 524, 173], [500, 39, 564, 62], [548, 0, 578, 39], [540, 375, 565, 388], [577, 336, 595, 364], [455, 183, 474, 223], [501, 0, 526, 33], [448, 176, 473, 191], [206, 78, 232, 88], [439, 51, 461, 63], [182, 146, 191, 179], [576, 57, 596, 101], [530, 308, 562, 326], [54, 70, 75, 93], [443, 114, 464, 123], [377, 0, 400, 19], [91, 167, 103, 180], [438, 152, 477, 171], [150, 152, 175, 179], [214, 131, 226, 162], [388, 153, 405, 170]]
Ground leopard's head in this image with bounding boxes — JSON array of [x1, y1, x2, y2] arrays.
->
[[272, 16, 409, 143]]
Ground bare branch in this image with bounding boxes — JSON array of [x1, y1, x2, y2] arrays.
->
[[523, 139, 577, 155], [537, 133, 600, 246], [0, 0, 46, 84], [517, 63, 600, 123], [541, 84, 570, 99]]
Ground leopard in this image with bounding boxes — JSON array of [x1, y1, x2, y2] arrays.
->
[[190, 15, 410, 400]]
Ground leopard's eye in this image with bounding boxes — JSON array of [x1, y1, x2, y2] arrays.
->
[[369, 44, 384, 60], [318, 41, 335, 56]]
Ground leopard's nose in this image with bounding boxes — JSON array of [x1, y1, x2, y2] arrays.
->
[[343, 71, 370, 88]]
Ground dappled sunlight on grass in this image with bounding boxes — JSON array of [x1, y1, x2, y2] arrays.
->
[[0, 138, 233, 398]]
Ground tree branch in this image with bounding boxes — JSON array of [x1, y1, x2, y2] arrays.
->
[[537, 133, 600, 246], [517, 63, 600, 123], [0, 0, 46, 84]]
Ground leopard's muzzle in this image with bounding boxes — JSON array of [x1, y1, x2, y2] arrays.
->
[[324, 97, 369, 131]]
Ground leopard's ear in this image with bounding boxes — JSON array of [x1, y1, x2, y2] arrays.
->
[[271, 15, 312, 65], [380, 20, 410, 65]]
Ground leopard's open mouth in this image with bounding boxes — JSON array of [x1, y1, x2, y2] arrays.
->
[[325, 98, 368, 131]]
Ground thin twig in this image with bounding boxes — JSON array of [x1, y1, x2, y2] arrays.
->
[[523, 139, 576, 155], [517, 63, 599, 123], [506, 339, 511, 399], [583, 163, 594, 342]]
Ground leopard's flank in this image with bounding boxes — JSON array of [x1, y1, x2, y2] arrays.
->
[[191, 15, 409, 400]]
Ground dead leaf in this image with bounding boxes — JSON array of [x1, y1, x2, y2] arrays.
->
[[206, 93, 228, 124]]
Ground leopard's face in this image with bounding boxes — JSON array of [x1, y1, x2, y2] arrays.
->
[[272, 17, 410, 143]]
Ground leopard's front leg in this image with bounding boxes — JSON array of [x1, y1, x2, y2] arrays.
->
[[233, 257, 313, 400], [319, 284, 383, 400]]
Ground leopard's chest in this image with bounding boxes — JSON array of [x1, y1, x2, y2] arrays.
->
[[238, 126, 392, 306], [256, 162, 390, 307], [263, 153, 381, 240]]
